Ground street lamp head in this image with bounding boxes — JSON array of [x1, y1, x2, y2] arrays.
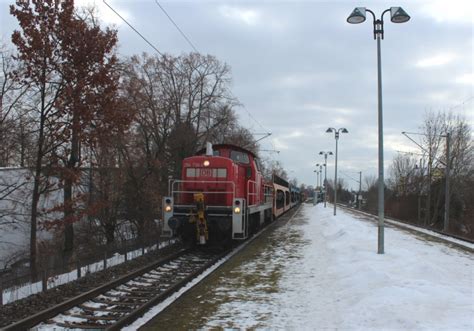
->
[[326, 128, 334, 133], [319, 151, 323, 155], [347, 7, 366, 24], [329, 151, 333, 155], [341, 128, 349, 134], [390, 7, 410, 23]]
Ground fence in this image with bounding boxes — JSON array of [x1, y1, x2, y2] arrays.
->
[[0, 235, 176, 306], [339, 198, 474, 242]]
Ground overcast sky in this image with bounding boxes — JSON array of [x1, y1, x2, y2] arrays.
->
[[1, 0, 472, 190]]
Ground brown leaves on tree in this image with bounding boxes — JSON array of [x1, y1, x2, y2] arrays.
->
[[10, 0, 133, 254]]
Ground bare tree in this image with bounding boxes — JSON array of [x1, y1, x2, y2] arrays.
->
[[383, 110, 473, 236], [0, 44, 31, 167], [420, 111, 473, 228], [388, 154, 420, 196], [364, 175, 377, 191], [122, 53, 237, 179], [362, 175, 378, 213]]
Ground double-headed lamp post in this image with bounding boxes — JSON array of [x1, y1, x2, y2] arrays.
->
[[347, 6, 410, 254], [326, 128, 348, 216], [316, 163, 324, 191], [319, 151, 333, 208]]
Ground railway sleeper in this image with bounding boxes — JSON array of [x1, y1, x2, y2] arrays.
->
[[175, 271, 198, 277], [128, 289, 166, 296], [124, 284, 168, 292], [102, 291, 137, 298], [134, 277, 160, 284], [91, 298, 142, 306], [56, 321, 113, 329], [121, 295, 158, 301], [140, 274, 165, 281], [79, 304, 131, 313], [69, 314, 121, 321], [115, 287, 165, 295]]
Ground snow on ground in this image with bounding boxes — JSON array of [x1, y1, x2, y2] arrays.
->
[[134, 203, 473, 330], [267, 204, 473, 330]]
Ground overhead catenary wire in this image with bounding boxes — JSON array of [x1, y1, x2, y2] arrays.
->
[[240, 103, 272, 139], [154, 1, 199, 53], [104, 0, 272, 147], [103, 0, 166, 58], [339, 171, 360, 184], [444, 95, 473, 112], [103, 0, 188, 77]]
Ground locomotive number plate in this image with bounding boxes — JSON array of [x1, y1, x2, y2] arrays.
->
[[200, 168, 213, 177]]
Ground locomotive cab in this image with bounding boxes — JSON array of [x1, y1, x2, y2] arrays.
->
[[162, 143, 273, 245]]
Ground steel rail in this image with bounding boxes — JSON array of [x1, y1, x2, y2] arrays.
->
[[4, 205, 304, 330], [3, 248, 190, 330], [108, 249, 230, 330], [112, 205, 303, 329]]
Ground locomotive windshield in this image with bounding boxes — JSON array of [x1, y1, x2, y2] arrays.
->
[[230, 150, 250, 164]]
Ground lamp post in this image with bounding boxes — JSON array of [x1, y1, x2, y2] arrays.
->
[[316, 163, 323, 195], [319, 151, 333, 208], [326, 128, 348, 215], [316, 163, 326, 204], [313, 170, 320, 205], [347, 6, 410, 254], [313, 170, 320, 188]]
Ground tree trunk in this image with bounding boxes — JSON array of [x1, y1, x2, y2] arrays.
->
[[20, 120, 26, 167], [30, 115, 45, 278], [30, 67, 47, 278], [30, 169, 40, 278], [431, 184, 443, 227], [105, 222, 115, 244], [63, 113, 79, 253], [63, 175, 74, 253]]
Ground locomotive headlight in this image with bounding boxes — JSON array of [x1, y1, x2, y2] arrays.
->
[[234, 207, 241, 214], [203, 160, 210, 167], [165, 205, 172, 212]]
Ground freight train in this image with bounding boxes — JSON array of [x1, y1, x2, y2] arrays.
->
[[162, 143, 300, 245]]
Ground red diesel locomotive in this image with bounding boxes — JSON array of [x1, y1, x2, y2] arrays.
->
[[162, 143, 299, 244]]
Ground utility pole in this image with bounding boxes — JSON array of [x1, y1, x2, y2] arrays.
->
[[443, 132, 450, 232], [358, 171, 362, 209], [402, 131, 451, 230], [427, 145, 432, 227]]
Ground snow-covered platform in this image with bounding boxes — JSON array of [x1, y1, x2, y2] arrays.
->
[[273, 203, 473, 330], [133, 203, 473, 330]]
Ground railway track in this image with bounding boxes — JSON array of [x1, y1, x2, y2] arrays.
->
[[2, 206, 303, 330], [4, 247, 230, 330]]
